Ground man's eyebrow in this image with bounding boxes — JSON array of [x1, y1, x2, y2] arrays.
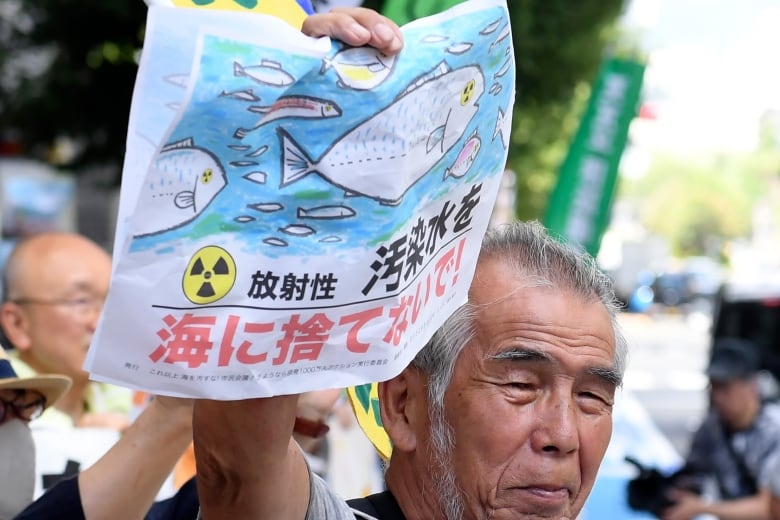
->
[[490, 347, 552, 363], [489, 347, 622, 387]]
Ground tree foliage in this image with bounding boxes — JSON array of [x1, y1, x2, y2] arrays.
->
[[0, 0, 628, 220], [620, 149, 780, 257]]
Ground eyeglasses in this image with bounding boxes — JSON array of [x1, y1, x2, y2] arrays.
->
[[0, 389, 46, 424], [10, 295, 105, 318]]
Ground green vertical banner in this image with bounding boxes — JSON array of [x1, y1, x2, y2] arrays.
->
[[381, 0, 466, 25], [543, 56, 645, 257]]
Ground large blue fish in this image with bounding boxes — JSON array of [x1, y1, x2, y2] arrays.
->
[[279, 62, 485, 204]]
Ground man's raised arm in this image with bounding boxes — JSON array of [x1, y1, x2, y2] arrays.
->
[[194, 396, 309, 519]]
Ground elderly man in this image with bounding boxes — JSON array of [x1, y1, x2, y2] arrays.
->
[[193, 220, 627, 519], [0, 232, 132, 430], [662, 337, 780, 520]]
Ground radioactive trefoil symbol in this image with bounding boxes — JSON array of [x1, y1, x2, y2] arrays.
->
[[182, 245, 237, 304]]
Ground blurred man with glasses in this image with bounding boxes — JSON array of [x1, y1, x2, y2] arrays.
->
[[0, 232, 132, 430], [0, 345, 70, 517]]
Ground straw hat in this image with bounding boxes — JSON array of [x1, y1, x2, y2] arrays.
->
[[0, 348, 71, 411]]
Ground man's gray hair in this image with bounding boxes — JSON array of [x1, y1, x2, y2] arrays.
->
[[411, 220, 628, 408]]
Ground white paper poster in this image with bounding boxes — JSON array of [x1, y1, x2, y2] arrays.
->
[[86, 0, 515, 399]]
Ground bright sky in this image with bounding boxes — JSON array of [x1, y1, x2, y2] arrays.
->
[[624, 0, 780, 152]]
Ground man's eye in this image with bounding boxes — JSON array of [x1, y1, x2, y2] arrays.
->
[[578, 391, 613, 409], [507, 382, 534, 391]]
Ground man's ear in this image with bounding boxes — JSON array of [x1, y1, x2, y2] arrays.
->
[[0, 303, 32, 352], [378, 367, 428, 453]]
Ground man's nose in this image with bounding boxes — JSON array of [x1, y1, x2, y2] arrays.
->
[[530, 394, 580, 455]]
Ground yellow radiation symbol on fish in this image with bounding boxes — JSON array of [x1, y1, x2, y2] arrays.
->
[[461, 79, 476, 106], [201, 168, 214, 184], [182, 245, 236, 304], [347, 383, 392, 460]]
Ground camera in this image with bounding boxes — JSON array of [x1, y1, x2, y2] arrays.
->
[[625, 456, 702, 517]]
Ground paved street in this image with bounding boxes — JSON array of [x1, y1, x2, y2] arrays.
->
[[618, 311, 712, 455]]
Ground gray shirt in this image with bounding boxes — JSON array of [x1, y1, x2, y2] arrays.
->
[[306, 466, 380, 520], [686, 402, 780, 498]]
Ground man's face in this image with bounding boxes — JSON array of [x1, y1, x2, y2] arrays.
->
[[429, 259, 618, 520], [710, 377, 757, 430], [7, 238, 111, 381]]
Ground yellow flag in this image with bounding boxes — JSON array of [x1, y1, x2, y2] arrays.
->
[[346, 383, 393, 460]]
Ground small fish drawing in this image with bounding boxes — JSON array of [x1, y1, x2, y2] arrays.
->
[[421, 34, 448, 43], [230, 160, 258, 167], [444, 131, 481, 180], [234, 60, 294, 87], [220, 88, 260, 102], [243, 171, 268, 184], [480, 18, 502, 35], [248, 202, 283, 213], [264, 237, 288, 247], [297, 205, 356, 220], [321, 48, 397, 90], [494, 56, 512, 79], [246, 145, 269, 158], [446, 42, 473, 56], [132, 138, 227, 237], [279, 62, 485, 204], [235, 96, 342, 139], [280, 224, 315, 237], [489, 24, 511, 53]]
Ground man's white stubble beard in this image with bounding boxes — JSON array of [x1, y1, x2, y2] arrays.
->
[[430, 405, 465, 520]]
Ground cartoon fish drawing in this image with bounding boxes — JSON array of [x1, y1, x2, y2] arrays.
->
[[297, 205, 356, 220], [480, 18, 502, 35], [243, 171, 268, 184], [132, 138, 227, 237], [444, 130, 481, 180], [234, 60, 294, 87], [494, 56, 511, 79], [230, 160, 258, 167], [280, 224, 315, 237], [264, 237, 288, 247], [220, 88, 260, 102], [234, 96, 342, 139], [248, 202, 283, 213], [321, 48, 397, 90], [246, 145, 269, 158], [446, 42, 473, 55], [279, 62, 485, 204], [421, 34, 448, 43], [489, 24, 511, 53]]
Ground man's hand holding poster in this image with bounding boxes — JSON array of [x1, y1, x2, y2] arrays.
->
[[85, 0, 515, 399]]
